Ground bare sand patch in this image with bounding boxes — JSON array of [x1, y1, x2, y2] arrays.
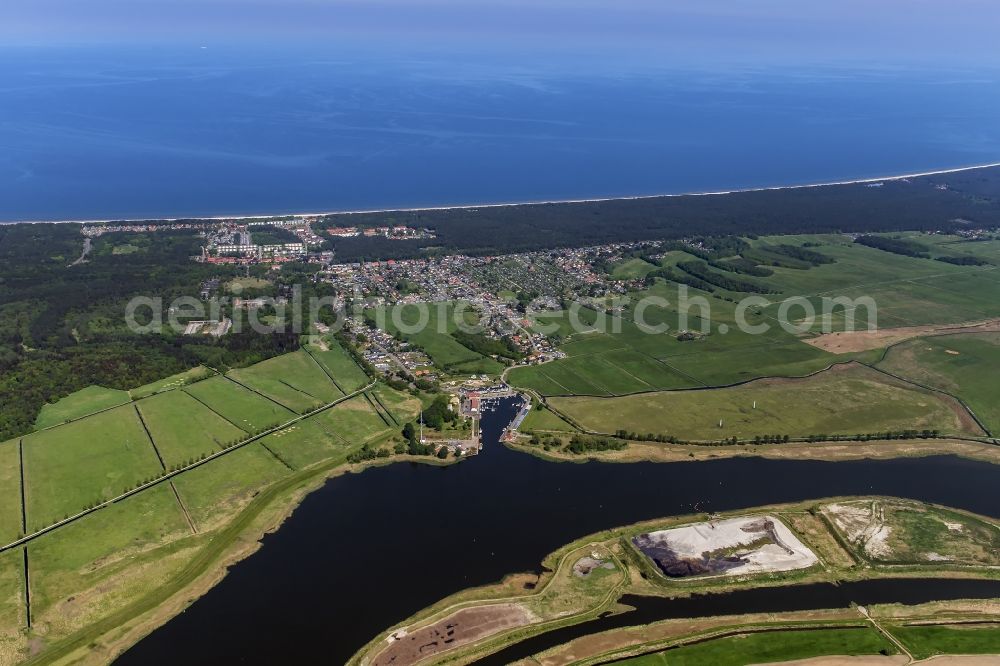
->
[[633, 516, 817, 578], [372, 603, 533, 666], [756, 656, 908, 666], [824, 501, 892, 559], [802, 319, 1000, 354]]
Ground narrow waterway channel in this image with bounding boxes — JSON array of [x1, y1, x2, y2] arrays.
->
[[118, 396, 1000, 664]]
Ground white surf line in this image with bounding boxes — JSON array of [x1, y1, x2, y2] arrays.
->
[[8, 161, 1000, 225]]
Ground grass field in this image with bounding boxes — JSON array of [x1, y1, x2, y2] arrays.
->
[[370, 384, 422, 425], [321, 395, 399, 443], [611, 257, 658, 280], [511, 237, 1000, 399], [888, 623, 1000, 659], [305, 337, 371, 393], [34, 385, 131, 430], [520, 404, 576, 434], [0, 549, 25, 658], [26, 484, 192, 639], [227, 350, 342, 413], [171, 443, 291, 531], [137, 391, 247, 467], [369, 301, 504, 375], [259, 419, 345, 470], [0, 440, 23, 543], [22, 405, 163, 531], [183, 376, 296, 433], [129, 366, 212, 400], [510, 279, 843, 396], [877, 332, 1000, 434], [616, 628, 894, 666], [548, 364, 970, 440]]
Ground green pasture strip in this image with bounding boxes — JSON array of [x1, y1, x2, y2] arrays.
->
[[22, 405, 163, 532], [615, 626, 894, 666], [550, 365, 967, 441], [320, 396, 398, 445], [226, 351, 337, 413], [877, 332, 1000, 434], [137, 390, 247, 467], [171, 443, 292, 528], [25, 484, 191, 624], [33, 386, 131, 431], [0, 439, 23, 543], [0, 548, 26, 635], [887, 623, 1000, 660], [306, 338, 371, 393], [129, 366, 213, 400], [183, 376, 296, 433]]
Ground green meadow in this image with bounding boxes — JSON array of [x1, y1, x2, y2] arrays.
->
[[616, 628, 894, 666], [34, 385, 131, 430], [22, 405, 162, 531], [511, 236, 1000, 398], [227, 350, 342, 413], [129, 366, 212, 400], [888, 623, 1000, 660], [183, 376, 296, 433], [877, 332, 1000, 434], [549, 365, 970, 441], [306, 337, 372, 393], [137, 390, 246, 466], [0, 440, 23, 542]]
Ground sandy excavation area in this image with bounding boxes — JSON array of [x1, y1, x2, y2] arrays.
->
[[633, 515, 818, 577], [371, 603, 533, 666], [802, 318, 1000, 353]]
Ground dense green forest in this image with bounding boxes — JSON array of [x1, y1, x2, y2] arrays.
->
[[314, 167, 1000, 261], [0, 224, 298, 439]]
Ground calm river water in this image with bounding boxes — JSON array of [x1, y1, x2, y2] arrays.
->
[[117, 397, 1000, 664]]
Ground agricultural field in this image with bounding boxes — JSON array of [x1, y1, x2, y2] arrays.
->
[[615, 628, 894, 666], [547, 364, 973, 441], [511, 287, 841, 396], [183, 376, 296, 433], [170, 443, 292, 531], [0, 549, 24, 660], [129, 366, 212, 400], [748, 234, 1000, 330], [25, 484, 193, 641], [511, 235, 1000, 399], [611, 257, 658, 280], [520, 404, 576, 434], [823, 498, 1000, 566], [33, 385, 131, 430], [137, 390, 246, 467], [226, 350, 342, 413], [368, 302, 504, 375], [321, 395, 402, 442], [21, 405, 163, 531], [0, 440, 22, 543], [305, 337, 371, 393], [877, 332, 1000, 434], [888, 623, 1000, 660], [0, 337, 433, 664], [369, 384, 422, 425]]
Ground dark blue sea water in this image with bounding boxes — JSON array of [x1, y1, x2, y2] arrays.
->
[[2, 45, 999, 221]]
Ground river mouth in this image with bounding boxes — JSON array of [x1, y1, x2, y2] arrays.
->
[[117, 396, 1000, 665]]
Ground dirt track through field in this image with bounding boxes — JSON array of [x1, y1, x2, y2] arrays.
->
[[803, 319, 1000, 354]]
